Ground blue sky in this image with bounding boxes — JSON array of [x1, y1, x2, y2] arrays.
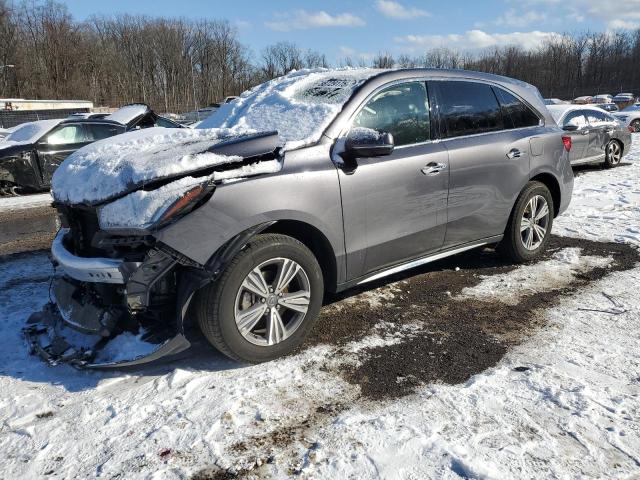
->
[[61, 0, 640, 62]]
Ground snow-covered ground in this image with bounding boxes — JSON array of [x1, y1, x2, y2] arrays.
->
[[0, 135, 639, 479], [0, 193, 52, 211]]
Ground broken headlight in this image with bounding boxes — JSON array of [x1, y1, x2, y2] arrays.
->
[[97, 177, 213, 231]]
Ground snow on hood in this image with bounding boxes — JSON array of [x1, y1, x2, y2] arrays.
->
[[0, 119, 61, 149], [51, 127, 252, 205], [104, 104, 150, 125], [198, 68, 381, 150]]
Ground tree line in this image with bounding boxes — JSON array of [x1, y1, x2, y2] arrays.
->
[[1, 0, 639, 114]]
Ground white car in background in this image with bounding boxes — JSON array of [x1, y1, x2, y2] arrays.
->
[[613, 104, 640, 132]]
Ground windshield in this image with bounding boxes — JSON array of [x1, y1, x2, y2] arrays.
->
[[3, 119, 61, 144], [198, 68, 380, 150]]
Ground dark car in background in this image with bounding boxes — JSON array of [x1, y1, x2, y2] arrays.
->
[[547, 105, 632, 167], [0, 104, 181, 194]]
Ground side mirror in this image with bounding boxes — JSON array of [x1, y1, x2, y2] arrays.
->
[[562, 124, 579, 132], [344, 128, 394, 158]]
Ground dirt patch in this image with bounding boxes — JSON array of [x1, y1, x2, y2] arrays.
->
[[306, 236, 639, 400], [0, 204, 58, 256]]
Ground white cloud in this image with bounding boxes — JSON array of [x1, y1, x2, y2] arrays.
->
[[495, 9, 546, 28], [395, 29, 562, 51], [265, 10, 365, 31], [375, 0, 431, 20], [521, 0, 640, 30], [608, 19, 640, 30]]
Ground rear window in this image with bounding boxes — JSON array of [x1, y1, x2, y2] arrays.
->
[[434, 81, 503, 138], [85, 124, 123, 141], [494, 87, 540, 129]]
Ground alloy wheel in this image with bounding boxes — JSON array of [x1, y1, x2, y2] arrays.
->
[[607, 141, 622, 165], [234, 257, 311, 346], [520, 195, 550, 251]]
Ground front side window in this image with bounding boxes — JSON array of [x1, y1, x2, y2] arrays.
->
[[563, 111, 588, 129], [494, 87, 540, 129], [352, 81, 430, 146], [435, 81, 503, 138], [45, 125, 90, 145]]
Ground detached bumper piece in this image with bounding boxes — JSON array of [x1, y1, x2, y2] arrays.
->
[[24, 299, 191, 369]]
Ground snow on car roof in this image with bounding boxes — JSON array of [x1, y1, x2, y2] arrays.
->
[[1, 119, 62, 146], [104, 104, 150, 125], [198, 68, 381, 150]]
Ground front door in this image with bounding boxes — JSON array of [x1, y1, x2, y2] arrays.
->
[[337, 81, 449, 279], [36, 124, 92, 184]]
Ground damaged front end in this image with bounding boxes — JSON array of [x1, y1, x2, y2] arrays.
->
[[24, 130, 282, 368], [24, 224, 202, 368]]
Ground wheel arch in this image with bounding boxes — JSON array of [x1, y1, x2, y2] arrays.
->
[[530, 172, 561, 217], [262, 220, 338, 293]]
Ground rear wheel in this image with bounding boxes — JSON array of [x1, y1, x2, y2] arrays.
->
[[498, 181, 554, 263], [604, 140, 622, 168], [631, 119, 640, 133], [195, 234, 324, 363]]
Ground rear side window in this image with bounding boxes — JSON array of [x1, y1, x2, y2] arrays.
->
[[86, 124, 123, 141], [434, 81, 503, 138], [352, 81, 430, 146], [585, 109, 609, 126], [494, 87, 540, 129]]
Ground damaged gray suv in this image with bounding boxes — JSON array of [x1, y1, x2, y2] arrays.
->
[[26, 68, 573, 367]]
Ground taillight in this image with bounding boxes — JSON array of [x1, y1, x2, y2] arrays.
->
[[562, 135, 572, 152]]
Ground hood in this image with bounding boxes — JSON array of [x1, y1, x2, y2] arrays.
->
[[0, 142, 33, 158], [51, 127, 280, 206]]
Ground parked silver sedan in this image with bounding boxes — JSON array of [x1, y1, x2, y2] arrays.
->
[[548, 105, 632, 167]]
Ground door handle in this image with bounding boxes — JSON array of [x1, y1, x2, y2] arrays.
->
[[421, 162, 446, 175], [506, 148, 525, 159], [581, 129, 589, 135]]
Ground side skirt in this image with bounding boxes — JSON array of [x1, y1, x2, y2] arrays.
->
[[335, 235, 503, 292]]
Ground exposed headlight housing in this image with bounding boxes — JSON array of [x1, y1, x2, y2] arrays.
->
[[98, 177, 212, 231]]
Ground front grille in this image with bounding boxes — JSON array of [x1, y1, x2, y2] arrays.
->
[[59, 206, 102, 257]]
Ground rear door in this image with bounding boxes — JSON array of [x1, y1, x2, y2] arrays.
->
[[36, 124, 92, 184], [430, 80, 537, 248], [584, 109, 613, 160], [560, 111, 589, 163], [338, 80, 449, 278]]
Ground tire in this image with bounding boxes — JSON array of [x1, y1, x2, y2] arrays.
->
[[195, 234, 324, 363], [631, 119, 640, 133], [604, 140, 623, 168], [497, 181, 554, 263]]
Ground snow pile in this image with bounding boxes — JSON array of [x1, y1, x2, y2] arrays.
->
[[199, 68, 380, 150], [0, 119, 61, 147], [51, 127, 247, 205], [459, 247, 612, 305], [104, 104, 149, 125]]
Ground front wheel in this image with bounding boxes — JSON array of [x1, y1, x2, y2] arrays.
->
[[195, 234, 324, 363], [498, 181, 554, 263], [604, 140, 622, 168]]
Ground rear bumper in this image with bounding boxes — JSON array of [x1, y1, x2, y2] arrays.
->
[[51, 228, 140, 284]]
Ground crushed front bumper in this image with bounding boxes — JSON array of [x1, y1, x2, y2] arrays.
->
[[24, 229, 198, 369]]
